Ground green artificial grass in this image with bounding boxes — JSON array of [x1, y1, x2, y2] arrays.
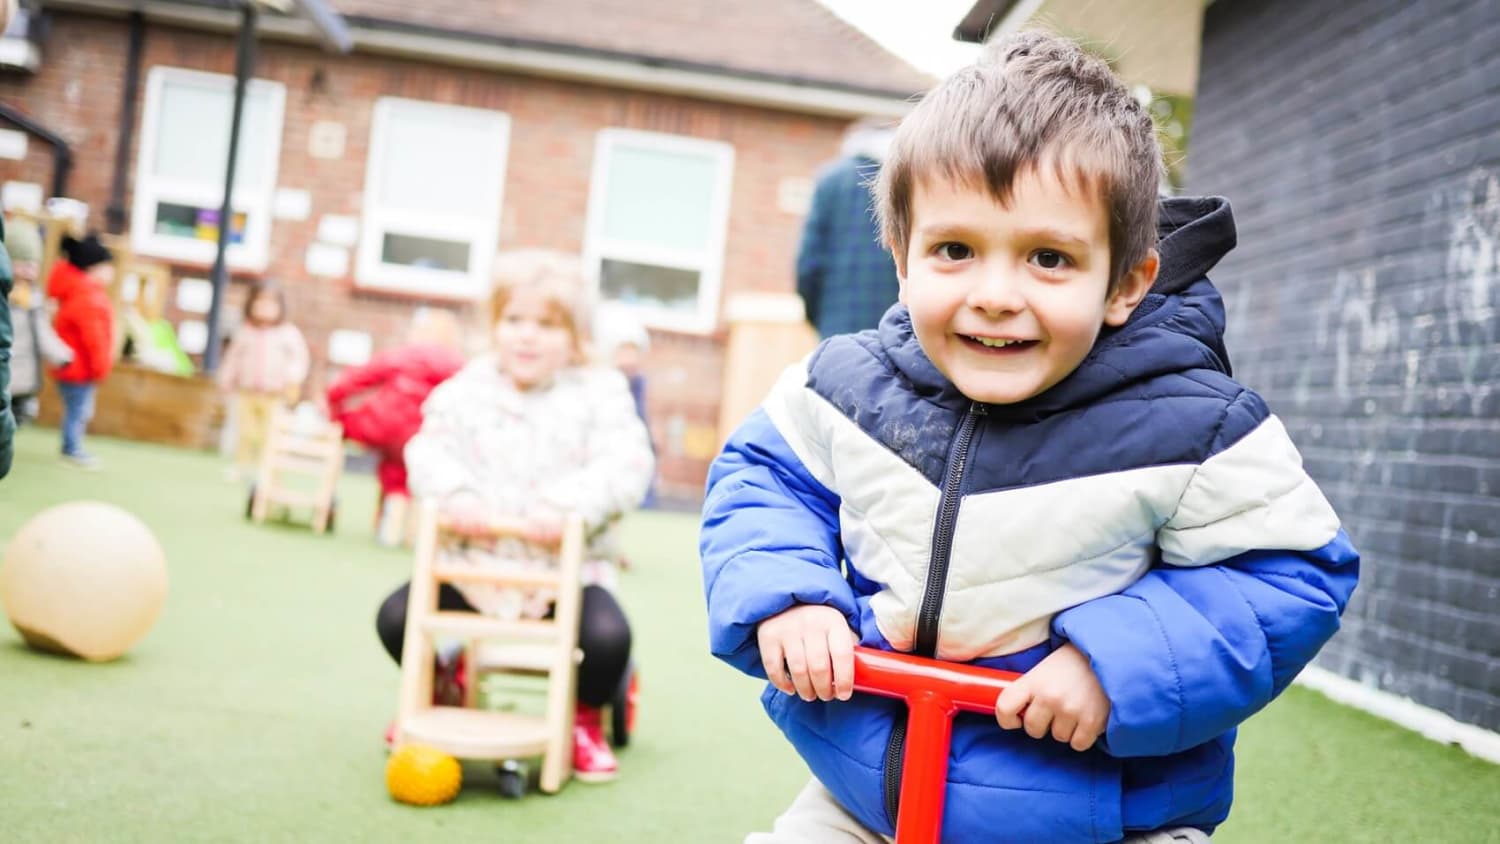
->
[[1, 427, 1497, 843]]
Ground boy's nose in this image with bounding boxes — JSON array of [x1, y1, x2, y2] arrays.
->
[[967, 267, 1026, 316]]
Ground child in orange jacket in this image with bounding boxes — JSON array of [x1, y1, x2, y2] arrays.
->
[[47, 233, 116, 469]]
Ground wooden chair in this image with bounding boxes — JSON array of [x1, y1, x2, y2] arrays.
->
[[248, 406, 343, 534], [393, 503, 584, 795]]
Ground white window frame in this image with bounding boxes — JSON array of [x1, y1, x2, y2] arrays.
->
[[355, 97, 510, 299], [130, 67, 286, 271], [582, 129, 735, 333]]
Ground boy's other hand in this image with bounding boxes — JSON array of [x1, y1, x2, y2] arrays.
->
[[757, 604, 857, 703], [994, 643, 1110, 752]]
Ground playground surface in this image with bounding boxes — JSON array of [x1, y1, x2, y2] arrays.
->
[[1, 428, 1497, 843]]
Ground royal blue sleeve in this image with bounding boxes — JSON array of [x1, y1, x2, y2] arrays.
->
[[700, 408, 856, 678], [1053, 534, 1358, 757], [1053, 388, 1360, 757]]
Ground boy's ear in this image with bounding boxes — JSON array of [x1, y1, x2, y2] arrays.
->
[[1103, 249, 1159, 327]]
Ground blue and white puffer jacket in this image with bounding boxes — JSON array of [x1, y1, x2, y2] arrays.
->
[[701, 197, 1359, 843]]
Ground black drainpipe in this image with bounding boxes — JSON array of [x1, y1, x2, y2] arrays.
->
[[105, 11, 146, 234], [0, 103, 72, 199], [202, 1, 258, 374]]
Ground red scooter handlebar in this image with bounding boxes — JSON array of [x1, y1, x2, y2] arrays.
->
[[850, 646, 1022, 844]]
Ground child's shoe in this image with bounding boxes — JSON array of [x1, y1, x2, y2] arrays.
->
[[62, 452, 101, 471], [572, 703, 618, 783]]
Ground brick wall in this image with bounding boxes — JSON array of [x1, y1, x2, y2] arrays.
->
[[0, 13, 852, 502], [1185, 0, 1500, 730]]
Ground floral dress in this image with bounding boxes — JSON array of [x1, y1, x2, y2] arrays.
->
[[405, 356, 655, 617]]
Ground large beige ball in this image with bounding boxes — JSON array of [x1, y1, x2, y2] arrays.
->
[[1, 501, 168, 661]]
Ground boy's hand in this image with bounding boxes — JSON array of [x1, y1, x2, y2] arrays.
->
[[995, 643, 1110, 752], [757, 604, 858, 702]]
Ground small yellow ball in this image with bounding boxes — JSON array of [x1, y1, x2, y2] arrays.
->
[[386, 744, 462, 806]]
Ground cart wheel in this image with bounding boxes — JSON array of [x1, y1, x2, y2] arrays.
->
[[609, 661, 638, 748], [495, 759, 527, 799], [325, 498, 338, 533], [245, 485, 256, 521]]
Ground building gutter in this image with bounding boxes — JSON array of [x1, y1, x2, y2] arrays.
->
[[0, 103, 72, 198], [953, 0, 1041, 44], [46, 0, 917, 118]]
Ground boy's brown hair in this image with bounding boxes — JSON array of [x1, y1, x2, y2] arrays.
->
[[875, 29, 1163, 291], [488, 249, 591, 364]]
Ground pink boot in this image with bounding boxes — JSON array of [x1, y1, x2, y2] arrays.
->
[[572, 704, 618, 783]]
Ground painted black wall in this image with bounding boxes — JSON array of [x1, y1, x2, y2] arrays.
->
[[1185, 0, 1500, 730]]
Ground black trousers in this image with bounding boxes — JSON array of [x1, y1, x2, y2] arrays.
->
[[376, 582, 631, 708]]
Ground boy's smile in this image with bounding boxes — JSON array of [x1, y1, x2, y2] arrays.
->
[[898, 169, 1155, 405]]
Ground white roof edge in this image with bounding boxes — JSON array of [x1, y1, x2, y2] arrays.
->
[[47, 0, 915, 118]]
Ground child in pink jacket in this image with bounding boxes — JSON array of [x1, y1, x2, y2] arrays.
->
[[217, 281, 309, 478]]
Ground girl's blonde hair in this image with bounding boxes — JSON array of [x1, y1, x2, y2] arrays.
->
[[488, 249, 591, 364]]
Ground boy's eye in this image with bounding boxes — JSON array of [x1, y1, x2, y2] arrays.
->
[[1030, 249, 1070, 270], [935, 242, 972, 261]]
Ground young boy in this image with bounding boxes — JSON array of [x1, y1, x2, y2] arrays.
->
[[700, 31, 1358, 844]]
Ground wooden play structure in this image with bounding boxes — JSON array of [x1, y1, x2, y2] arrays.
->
[[392, 504, 585, 795], [718, 292, 819, 450], [22, 208, 224, 449], [247, 406, 344, 534]]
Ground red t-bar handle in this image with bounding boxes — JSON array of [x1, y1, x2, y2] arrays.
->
[[851, 647, 1021, 844]]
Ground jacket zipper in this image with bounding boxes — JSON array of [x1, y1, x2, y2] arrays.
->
[[882, 401, 985, 827]]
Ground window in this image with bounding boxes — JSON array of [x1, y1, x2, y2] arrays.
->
[[583, 130, 734, 332], [131, 67, 286, 270], [356, 98, 510, 298]]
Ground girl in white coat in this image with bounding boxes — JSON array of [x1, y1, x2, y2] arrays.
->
[[376, 251, 655, 782]]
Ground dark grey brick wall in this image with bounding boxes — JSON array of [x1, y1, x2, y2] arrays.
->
[[1185, 0, 1500, 730]]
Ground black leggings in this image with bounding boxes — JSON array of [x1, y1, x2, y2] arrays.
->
[[375, 582, 631, 708]]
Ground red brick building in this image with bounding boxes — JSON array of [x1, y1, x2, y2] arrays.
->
[[0, 0, 930, 501]]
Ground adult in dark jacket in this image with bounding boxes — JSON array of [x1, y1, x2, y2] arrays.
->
[[795, 119, 899, 338]]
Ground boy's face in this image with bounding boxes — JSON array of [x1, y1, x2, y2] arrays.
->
[[897, 169, 1155, 405]]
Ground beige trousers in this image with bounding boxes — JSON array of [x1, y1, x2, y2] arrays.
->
[[233, 391, 282, 469], [747, 779, 1211, 844]]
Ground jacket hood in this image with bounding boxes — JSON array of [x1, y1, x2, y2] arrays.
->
[[46, 260, 96, 303], [877, 195, 1239, 419]]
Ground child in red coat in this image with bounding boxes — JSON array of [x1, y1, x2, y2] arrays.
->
[[325, 308, 464, 540], [47, 233, 116, 469]]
